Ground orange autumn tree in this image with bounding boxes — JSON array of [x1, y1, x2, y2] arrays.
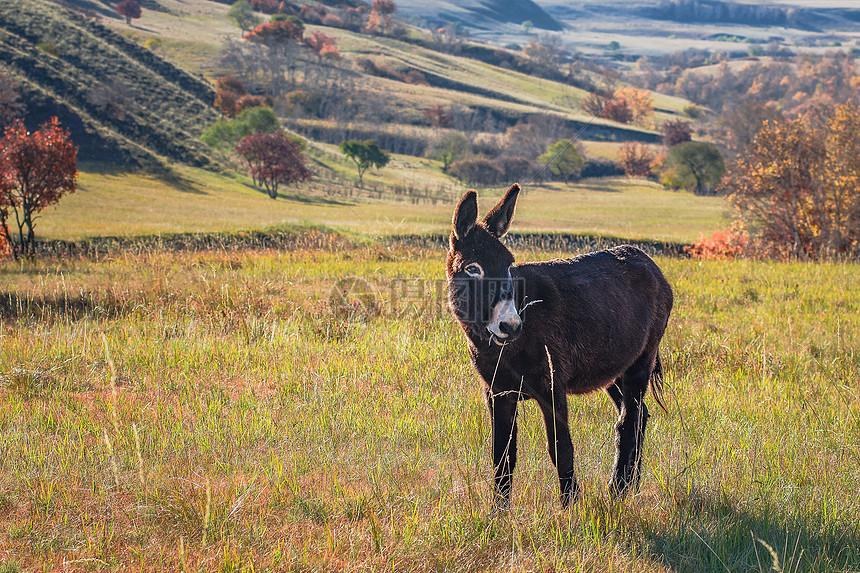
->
[[723, 103, 860, 260], [0, 118, 78, 259]]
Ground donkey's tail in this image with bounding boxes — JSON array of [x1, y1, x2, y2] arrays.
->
[[650, 351, 668, 413]]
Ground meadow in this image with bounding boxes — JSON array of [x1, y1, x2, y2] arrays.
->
[[39, 167, 726, 243], [0, 239, 858, 571]]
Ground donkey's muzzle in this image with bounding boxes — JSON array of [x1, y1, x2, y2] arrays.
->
[[498, 319, 523, 341], [488, 297, 523, 342]]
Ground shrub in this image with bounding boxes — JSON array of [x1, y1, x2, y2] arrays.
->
[[662, 119, 693, 147], [620, 142, 655, 178], [686, 229, 748, 260], [448, 157, 505, 186], [581, 158, 624, 178], [498, 156, 534, 183], [283, 90, 320, 117], [321, 14, 344, 28]]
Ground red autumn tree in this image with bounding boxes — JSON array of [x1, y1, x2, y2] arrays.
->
[[0, 118, 78, 259], [304, 30, 337, 60], [234, 131, 312, 198], [619, 142, 655, 178], [371, 0, 397, 15], [244, 19, 304, 45], [115, 0, 142, 25], [662, 119, 693, 147]]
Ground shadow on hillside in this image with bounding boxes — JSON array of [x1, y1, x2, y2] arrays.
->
[[643, 489, 860, 572], [161, 169, 208, 195], [276, 191, 350, 206], [577, 182, 622, 193], [77, 162, 126, 177]]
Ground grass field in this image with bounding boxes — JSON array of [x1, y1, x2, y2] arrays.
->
[[38, 166, 727, 243], [0, 240, 858, 571]]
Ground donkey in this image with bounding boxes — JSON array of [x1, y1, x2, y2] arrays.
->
[[446, 183, 674, 508]]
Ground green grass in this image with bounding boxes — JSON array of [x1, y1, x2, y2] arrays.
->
[[0, 242, 858, 570], [39, 166, 726, 242]]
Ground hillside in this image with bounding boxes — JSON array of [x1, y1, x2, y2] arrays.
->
[[395, 0, 563, 32], [1, 0, 731, 247], [0, 0, 219, 167]]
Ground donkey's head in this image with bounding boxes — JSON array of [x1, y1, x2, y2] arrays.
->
[[447, 184, 523, 344]]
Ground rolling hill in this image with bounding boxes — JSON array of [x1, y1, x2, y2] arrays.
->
[[0, 0, 218, 167]]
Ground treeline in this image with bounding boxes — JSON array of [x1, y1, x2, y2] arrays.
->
[[643, 0, 792, 26], [634, 50, 858, 121]]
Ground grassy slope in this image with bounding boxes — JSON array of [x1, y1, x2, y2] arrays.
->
[[0, 0, 219, 166], [107, 0, 686, 130], [0, 246, 858, 571], [39, 165, 727, 242]]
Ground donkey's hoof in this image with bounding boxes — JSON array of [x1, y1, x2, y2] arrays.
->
[[493, 493, 511, 512], [608, 479, 633, 500], [560, 483, 580, 508]]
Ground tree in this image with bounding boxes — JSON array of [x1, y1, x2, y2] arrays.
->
[[723, 104, 860, 260], [227, 0, 261, 33], [234, 131, 312, 198], [201, 106, 279, 150], [339, 139, 390, 185], [661, 119, 693, 147], [244, 19, 304, 45], [538, 139, 585, 181], [304, 30, 337, 61], [664, 141, 725, 195], [719, 100, 783, 156], [0, 118, 77, 259], [620, 142, 656, 178], [115, 0, 141, 25], [427, 132, 470, 172], [371, 0, 397, 15], [423, 104, 451, 129], [624, 88, 655, 123], [366, 0, 395, 34]]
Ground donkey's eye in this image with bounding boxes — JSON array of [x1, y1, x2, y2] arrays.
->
[[464, 263, 484, 278]]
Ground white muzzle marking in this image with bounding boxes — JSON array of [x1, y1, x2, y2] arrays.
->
[[488, 298, 521, 340]]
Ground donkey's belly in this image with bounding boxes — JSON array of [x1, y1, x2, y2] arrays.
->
[[565, 376, 617, 395]]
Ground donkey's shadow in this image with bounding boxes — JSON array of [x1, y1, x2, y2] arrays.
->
[[643, 488, 860, 572]]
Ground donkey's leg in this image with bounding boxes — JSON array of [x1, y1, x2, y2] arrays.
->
[[537, 387, 578, 507], [487, 390, 519, 508], [609, 354, 654, 498]]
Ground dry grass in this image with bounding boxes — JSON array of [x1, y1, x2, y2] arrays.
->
[[0, 240, 858, 571]]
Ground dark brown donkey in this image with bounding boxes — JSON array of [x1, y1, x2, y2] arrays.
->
[[446, 183, 673, 507]]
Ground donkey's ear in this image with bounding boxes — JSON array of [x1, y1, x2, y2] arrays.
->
[[453, 190, 479, 240], [483, 183, 520, 238]]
